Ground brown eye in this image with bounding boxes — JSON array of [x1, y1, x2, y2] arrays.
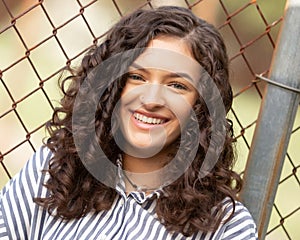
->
[[128, 74, 144, 81], [168, 82, 188, 90]]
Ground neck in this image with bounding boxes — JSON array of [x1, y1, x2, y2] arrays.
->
[[121, 152, 173, 193], [120, 140, 179, 193], [123, 152, 169, 173], [122, 140, 177, 172]]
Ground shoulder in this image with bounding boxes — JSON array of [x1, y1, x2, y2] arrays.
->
[[1, 146, 52, 195], [0, 146, 53, 239], [16, 146, 52, 183], [217, 197, 258, 240], [33, 145, 53, 171]]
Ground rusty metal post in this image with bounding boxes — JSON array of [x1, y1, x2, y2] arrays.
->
[[240, 0, 300, 239]]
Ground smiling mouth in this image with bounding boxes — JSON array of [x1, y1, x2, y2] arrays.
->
[[133, 112, 167, 125]]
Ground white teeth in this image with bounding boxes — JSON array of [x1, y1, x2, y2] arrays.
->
[[134, 113, 165, 124]]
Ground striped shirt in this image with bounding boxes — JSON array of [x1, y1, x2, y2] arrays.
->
[[0, 147, 258, 239]]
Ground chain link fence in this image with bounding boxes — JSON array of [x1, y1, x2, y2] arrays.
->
[[0, 0, 299, 239]]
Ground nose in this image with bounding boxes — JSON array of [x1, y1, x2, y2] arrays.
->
[[139, 84, 166, 107]]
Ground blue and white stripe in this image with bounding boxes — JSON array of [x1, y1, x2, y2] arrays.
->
[[0, 147, 258, 239]]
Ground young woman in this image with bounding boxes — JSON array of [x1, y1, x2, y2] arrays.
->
[[0, 6, 258, 239]]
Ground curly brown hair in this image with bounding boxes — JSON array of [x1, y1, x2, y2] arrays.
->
[[34, 6, 242, 236]]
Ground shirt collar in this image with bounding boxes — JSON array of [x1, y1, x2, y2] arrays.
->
[[116, 157, 163, 204]]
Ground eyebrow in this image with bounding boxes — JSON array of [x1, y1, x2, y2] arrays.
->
[[130, 62, 195, 82]]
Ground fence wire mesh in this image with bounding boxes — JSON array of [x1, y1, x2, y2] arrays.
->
[[0, 0, 299, 239]]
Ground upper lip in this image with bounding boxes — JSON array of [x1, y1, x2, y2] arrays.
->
[[132, 110, 169, 120]]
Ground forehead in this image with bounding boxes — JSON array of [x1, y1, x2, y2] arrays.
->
[[147, 36, 193, 57], [132, 36, 202, 83]]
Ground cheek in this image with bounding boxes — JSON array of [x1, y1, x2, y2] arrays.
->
[[169, 102, 193, 125], [170, 94, 197, 114], [120, 84, 140, 106], [121, 83, 130, 97], [118, 86, 135, 125]]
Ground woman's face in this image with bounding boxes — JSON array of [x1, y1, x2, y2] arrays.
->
[[118, 36, 200, 157]]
